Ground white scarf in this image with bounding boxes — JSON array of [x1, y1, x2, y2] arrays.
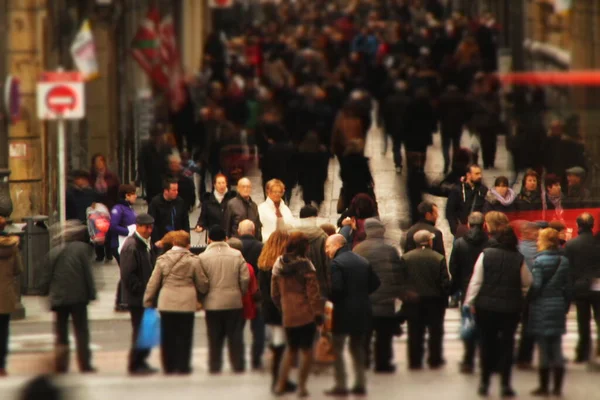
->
[[214, 189, 227, 204]]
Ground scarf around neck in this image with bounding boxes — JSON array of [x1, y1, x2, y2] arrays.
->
[[214, 189, 227, 204], [489, 188, 516, 206]]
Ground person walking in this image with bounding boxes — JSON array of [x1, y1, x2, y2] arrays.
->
[[197, 225, 250, 373], [324, 234, 380, 396], [404, 201, 445, 256], [401, 230, 451, 370], [109, 184, 138, 312], [120, 213, 158, 375], [257, 230, 297, 393], [354, 218, 404, 373], [0, 216, 22, 376], [564, 213, 600, 363], [465, 225, 532, 398], [39, 221, 97, 373], [148, 179, 190, 249], [224, 177, 263, 241], [271, 232, 323, 397], [529, 228, 570, 397], [237, 220, 266, 370], [143, 231, 204, 375], [449, 212, 488, 373]]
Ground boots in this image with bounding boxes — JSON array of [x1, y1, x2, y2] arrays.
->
[[552, 367, 565, 396], [531, 368, 550, 396]]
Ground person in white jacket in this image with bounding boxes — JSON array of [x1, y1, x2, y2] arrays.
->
[[258, 179, 295, 242]]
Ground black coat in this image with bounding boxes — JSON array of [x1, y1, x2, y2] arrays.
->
[[404, 220, 446, 257], [239, 234, 263, 274], [148, 194, 191, 244], [330, 247, 380, 334], [449, 227, 488, 301], [196, 191, 237, 230], [446, 182, 488, 235], [564, 231, 600, 299], [120, 234, 157, 308], [258, 269, 282, 325], [66, 186, 98, 223], [166, 172, 196, 213], [223, 194, 263, 241]]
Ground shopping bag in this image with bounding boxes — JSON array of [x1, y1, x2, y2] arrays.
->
[[460, 305, 477, 341], [136, 308, 161, 349], [314, 330, 335, 364]]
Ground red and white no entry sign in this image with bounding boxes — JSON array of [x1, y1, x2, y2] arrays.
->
[[37, 71, 85, 120]]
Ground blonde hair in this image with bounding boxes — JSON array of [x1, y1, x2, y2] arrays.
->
[[258, 230, 290, 271], [485, 211, 510, 235], [537, 228, 560, 251], [265, 179, 285, 193]]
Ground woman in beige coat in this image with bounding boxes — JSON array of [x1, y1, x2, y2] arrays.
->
[[0, 216, 22, 376], [143, 231, 203, 375]]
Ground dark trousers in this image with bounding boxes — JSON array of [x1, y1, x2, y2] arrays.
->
[[463, 334, 478, 367], [94, 231, 113, 261], [54, 304, 92, 372], [112, 249, 125, 307], [160, 311, 195, 374], [0, 314, 10, 369], [441, 130, 461, 173], [366, 316, 397, 369], [575, 297, 600, 360], [249, 310, 266, 368], [516, 301, 535, 364], [479, 130, 497, 169], [205, 309, 245, 373], [407, 299, 446, 368], [129, 307, 151, 372], [476, 308, 520, 387]]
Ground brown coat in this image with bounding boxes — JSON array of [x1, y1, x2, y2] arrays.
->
[[0, 235, 22, 314], [271, 256, 322, 328], [143, 248, 204, 312]]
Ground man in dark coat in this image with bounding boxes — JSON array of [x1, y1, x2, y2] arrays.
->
[[223, 177, 263, 241], [381, 80, 411, 173], [325, 234, 380, 396], [65, 170, 97, 224], [354, 218, 403, 373], [165, 154, 196, 213], [448, 212, 488, 373], [120, 213, 158, 375], [404, 201, 445, 256], [400, 230, 451, 370], [237, 219, 265, 370], [446, 164, 488, 237], [564, 213, 600, 363], [147, 179, 190, 247]]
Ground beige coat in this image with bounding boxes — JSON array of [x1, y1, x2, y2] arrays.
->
[[143, 248, 204, 312], [197, 242, 249, 311], [0, 235, 22, 314]]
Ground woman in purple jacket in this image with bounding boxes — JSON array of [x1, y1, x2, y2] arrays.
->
[[109, 184, 138, 311]]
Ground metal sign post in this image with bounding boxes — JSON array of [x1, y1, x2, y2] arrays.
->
[[57, 116, 66, 226]]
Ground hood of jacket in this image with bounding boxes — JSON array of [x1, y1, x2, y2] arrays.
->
[[272, 255, 314, 277], [0, 235, 19, 259], [486, 188, 516, 206], [364, 217, 385, 239], [464, 226, 488, 246]]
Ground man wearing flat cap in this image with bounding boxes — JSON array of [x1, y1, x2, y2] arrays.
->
[[565, 166, 590, 202], [399, 229, 451, 370], [120, 213, 158, 375], [197, 224, 250, 373]]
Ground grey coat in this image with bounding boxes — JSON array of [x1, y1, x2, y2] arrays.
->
[[197, 241, 250, 310], [223, 194, 263, 241], [529, 250, 570, 337], [354, 222, 403, 317]]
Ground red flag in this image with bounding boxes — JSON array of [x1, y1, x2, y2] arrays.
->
[[158, 15, 187, 111], [131, 7, 168, 89]]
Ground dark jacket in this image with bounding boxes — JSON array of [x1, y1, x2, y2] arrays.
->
[[0, 235, 22, 314], [90, 169, 120, 210], [354, 220, 404, 317], [446, 182, 488, 235], [404, 220, 445, 257], [449, 226, 488, 300], [148, 194, 190, 244], [109, 200, 137, 249], [476, 245, 525, 313], [294, 223, 330, 299], [66, 186, 97, 223], [120, 233, 157, 308], [40, 241, 96, 310], [223, 194, 263, 241], [166, 172, 196, 213], [482, 189, 517, 214], [564, 231, 600, 299], [259, 268, 282, 325], [330, 247, 380, 334], [195, 191, 237, 230], [240, 234, 263, 274], [515, 189, 542, 211], [271, 256, 322, 328], [529, 250, 570, 336], [400, 247, 450, 301]]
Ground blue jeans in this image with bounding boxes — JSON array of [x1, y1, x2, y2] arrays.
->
[[537, 335, 564, 368]]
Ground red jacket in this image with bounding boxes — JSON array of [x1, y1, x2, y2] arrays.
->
[[243, 263, 258, 320]]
